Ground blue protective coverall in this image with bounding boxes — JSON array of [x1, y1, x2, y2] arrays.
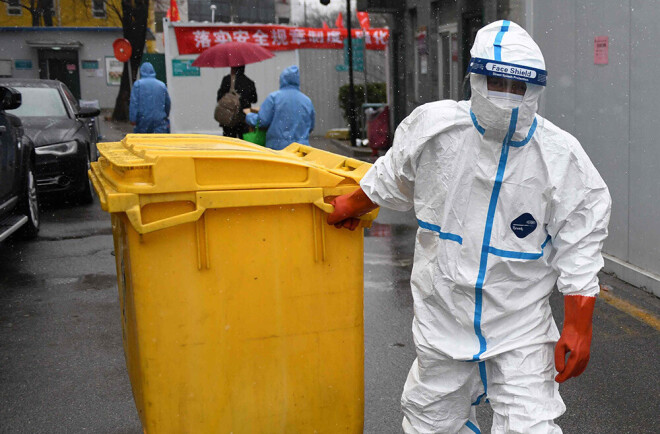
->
[[129, 62, 171, 133], [246, 65, 315, 150]]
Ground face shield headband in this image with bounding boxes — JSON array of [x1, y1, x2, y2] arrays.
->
[[468, 57, 547, 87]]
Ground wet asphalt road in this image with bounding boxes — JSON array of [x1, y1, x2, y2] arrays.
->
[[0, 136, 659, 433]]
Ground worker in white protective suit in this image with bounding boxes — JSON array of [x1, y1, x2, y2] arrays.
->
[[327, 20, 611, 433]]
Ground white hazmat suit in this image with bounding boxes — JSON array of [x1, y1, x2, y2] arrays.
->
[[359, 20, 611, 433]]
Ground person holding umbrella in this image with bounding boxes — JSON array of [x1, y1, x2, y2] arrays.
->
[[216, 65, 257, 138], [192, 41, 274, 138]]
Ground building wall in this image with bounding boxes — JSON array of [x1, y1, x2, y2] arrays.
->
[[533, 0, 660, 296], [187, 0, 275, 23], [274, 0, 291, 24], [0, 28, 123, 108], [298, 47, 387, 134], [394, 0, 486, 123], [387, 0, 530, 123], [0, 0, 122, 27]]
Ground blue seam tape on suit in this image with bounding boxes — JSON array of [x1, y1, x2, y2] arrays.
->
[[417, 219, 463, 244], [470, 110, 486, 135], [488, 234, 552, 259], [493, 20, 510, 61], [472, 107, 519, 360], [471, 110, 537, 147], [509, 117, 538, 147], [488, 247, 542, 260], [471, 360, 489, 405], [466, 420, 481, 433]]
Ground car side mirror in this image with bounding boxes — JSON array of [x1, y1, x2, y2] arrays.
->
[[8, 114, 22, 128], [0, 86, 22, 110], [77, 107, 101, 118]]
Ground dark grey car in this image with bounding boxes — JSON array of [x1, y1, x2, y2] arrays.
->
[[0, 86, 39, 242], [0, 79, 100, 204]]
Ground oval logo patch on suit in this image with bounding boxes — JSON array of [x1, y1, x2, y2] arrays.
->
[[510, 213, 537, 238]]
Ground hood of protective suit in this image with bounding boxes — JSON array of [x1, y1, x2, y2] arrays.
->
[[279, 65, 300, 89], [139, 62, 157, 79], [469, 21, 545, 136], [130, 61, 170, 133]]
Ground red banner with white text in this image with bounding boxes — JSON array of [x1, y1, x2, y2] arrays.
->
[[174, 25, 390, 54]]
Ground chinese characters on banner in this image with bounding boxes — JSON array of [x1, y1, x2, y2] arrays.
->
[[174, 25, 390, 55]]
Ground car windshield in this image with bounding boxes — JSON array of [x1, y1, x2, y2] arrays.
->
[[7, 87, 68, 118]]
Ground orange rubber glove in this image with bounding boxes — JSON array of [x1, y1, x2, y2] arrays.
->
[[554, 295, 596, 383], [327, 187, 378, 231]]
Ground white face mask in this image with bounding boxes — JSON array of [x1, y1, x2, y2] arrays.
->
[[487, 90, 524, 109], [470, 74, 543, 133]]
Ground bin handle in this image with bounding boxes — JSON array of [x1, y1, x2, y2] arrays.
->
[[313, 198, 334, 214], [125, 203, 206, 235], [312, 197, 378, 225]]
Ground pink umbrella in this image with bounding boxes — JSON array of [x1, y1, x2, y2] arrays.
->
[[191, 42, 274, 67]]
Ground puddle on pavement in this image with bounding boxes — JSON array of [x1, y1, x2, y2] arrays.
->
[[78, 274, 117, 289], [365, 222, 417, 238], [365, 222, 394, 237], [363, 223, 416, 295], [42, 274, 117, 291], [46, 277, 79, 286]]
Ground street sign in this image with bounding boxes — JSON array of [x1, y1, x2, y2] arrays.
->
[[172, 59, 200, 77], [81, 60, 99, 70], [336, 38, 364, 72], [345, 38, 364, 71], [14, 60, 32, 70]]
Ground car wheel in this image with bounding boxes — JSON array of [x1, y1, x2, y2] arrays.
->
[[77, 149, 94, 205], [18, 162, 40, 239]]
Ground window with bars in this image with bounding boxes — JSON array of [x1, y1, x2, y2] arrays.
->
[[7, 0, 22, 16], [92, 0, 106, 18]]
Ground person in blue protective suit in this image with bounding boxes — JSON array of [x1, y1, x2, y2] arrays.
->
[[327, 20, 611, 434], [245, 65, 315, 150], [129, 62, 171, 133]]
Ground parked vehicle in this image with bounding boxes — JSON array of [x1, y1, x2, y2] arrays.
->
[[0, 86, 39, 242], [0, 79, 101, 204]]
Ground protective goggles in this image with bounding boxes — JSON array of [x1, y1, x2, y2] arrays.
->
[[468, 57, 547, 86]]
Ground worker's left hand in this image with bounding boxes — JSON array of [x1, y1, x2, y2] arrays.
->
[[554, 295, 596, 383]]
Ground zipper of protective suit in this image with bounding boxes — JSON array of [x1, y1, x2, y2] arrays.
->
[[472, 107, 520, 362]]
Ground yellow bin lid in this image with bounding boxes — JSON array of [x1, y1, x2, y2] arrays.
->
[[89, 134, 376, 234]]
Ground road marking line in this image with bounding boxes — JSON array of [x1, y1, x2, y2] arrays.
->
[[599, 290, 660, 332]]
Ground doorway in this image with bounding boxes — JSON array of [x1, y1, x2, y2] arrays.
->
[[438, 24, 459, 101], [38, 49, 81, 99]]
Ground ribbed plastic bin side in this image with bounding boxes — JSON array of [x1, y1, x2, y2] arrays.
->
[[89, 135, 377, 433]]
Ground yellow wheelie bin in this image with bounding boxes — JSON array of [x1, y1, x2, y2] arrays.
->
[[89, 134, 377, 434]]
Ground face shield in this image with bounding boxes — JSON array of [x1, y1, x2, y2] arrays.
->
[[486, 76, 526, 107], [468, 57, 547, 109]]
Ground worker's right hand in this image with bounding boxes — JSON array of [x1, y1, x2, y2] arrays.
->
[[327, 188, 378, 231]]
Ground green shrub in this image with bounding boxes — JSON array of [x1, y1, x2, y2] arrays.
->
[[338, 82, 387, 124]]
